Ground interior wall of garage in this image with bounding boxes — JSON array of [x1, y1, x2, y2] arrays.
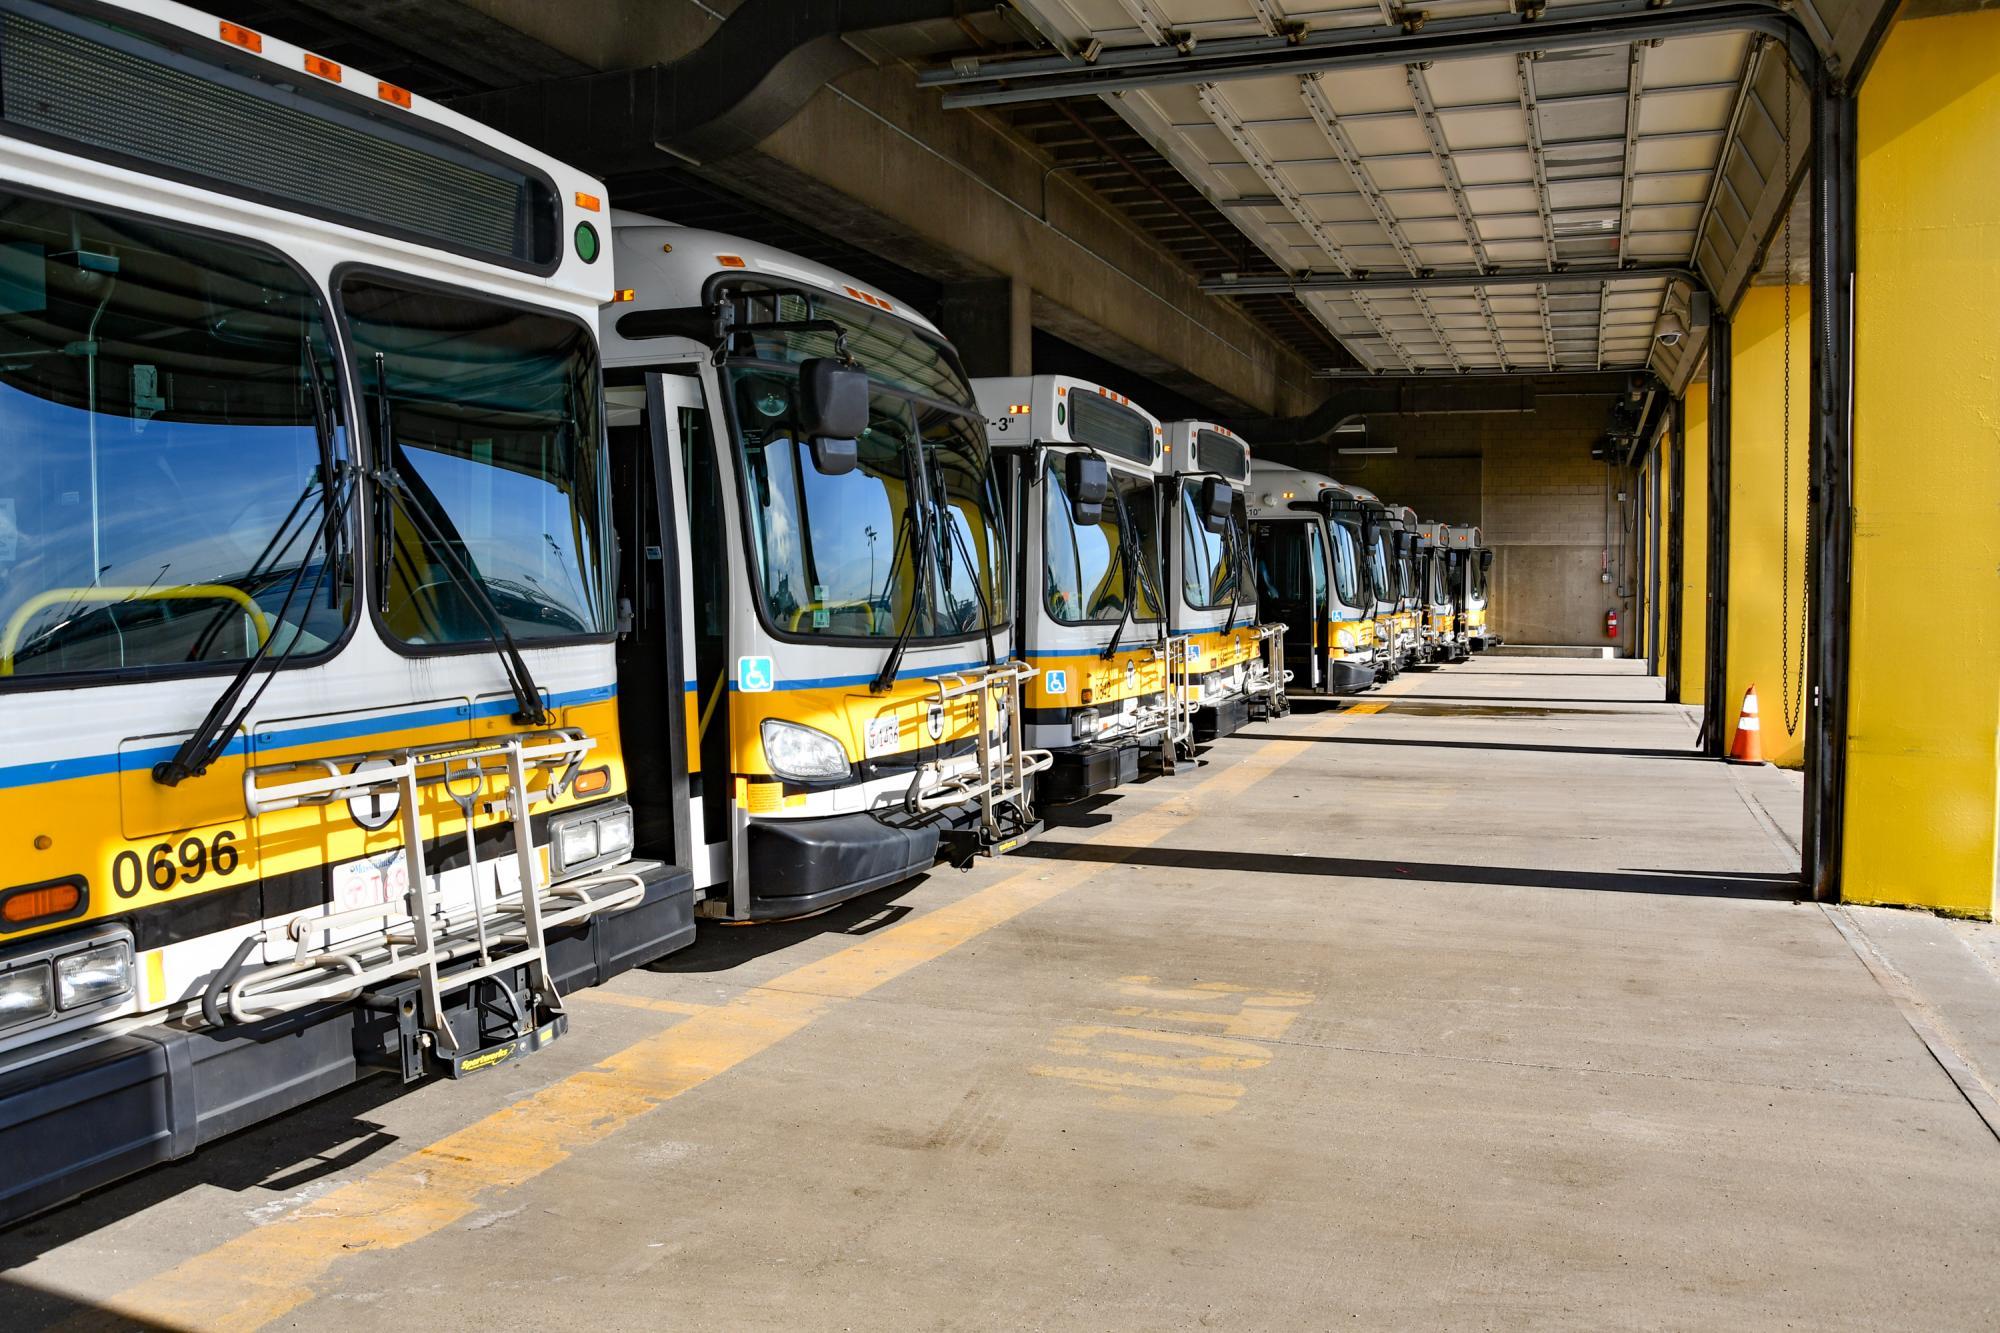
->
[[1724, 284, 1812, 769], [1288, 398, 1636, 650], [1843, 6, 2000, 919], [1679, 390, 1710, 707]]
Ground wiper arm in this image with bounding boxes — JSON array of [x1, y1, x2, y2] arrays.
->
[[872, 442, 935, 695], [932, 452, 998, 669], [1100, 479, 1137, 662], [154, 471, 353, 786], [156, 338, 351, 787], [1221, 515, 1245, 635], [370, 353, 549, 726]]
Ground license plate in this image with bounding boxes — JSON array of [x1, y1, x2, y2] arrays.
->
[[331, 849, 408, 912], [865, 714, 901, 758]]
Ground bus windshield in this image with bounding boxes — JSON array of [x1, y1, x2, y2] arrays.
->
[[1181, 484, 1245, 611], [724, 318, 1007, 642], [1328, 519, 1363, 611], [0, 192, 351, 684], [1046, 467, 1158, 625], [345, 276, 612, 646], [1367, 526, 1394, 611], [1469, 553, 1489, 607]]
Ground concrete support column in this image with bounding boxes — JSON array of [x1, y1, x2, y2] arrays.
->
[[1664, 401, 1687, 701], [1723, 284, 1812, 770], [1701, 317, 1731, 755], [937, 276, 1032, 379], [1843, 9, 2000, 918], [1679, 391, 1708, 708]]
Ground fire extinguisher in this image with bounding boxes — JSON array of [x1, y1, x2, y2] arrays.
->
[[1605, 608, 1620, 639]]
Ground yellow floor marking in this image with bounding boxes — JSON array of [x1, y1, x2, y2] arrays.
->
[[568, 991, 714, 1017], [93, 698, 1389, 1333]]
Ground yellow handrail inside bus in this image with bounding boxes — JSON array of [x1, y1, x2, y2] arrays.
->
[[0, 585, 273, 676]]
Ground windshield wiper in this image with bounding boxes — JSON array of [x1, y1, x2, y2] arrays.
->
[[929, 452, 998, 669], [1221, 514, 1245, 635], [368, 353, 549, 726], [871, 440, 935, 695], [155, 343, 350, 786], [1100, 478, 1139, 662]]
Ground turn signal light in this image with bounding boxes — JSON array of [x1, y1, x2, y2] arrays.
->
[[573, 766, 611, 796], [1009, 404, 1030, 415], [218, 21, 261, 52], [304, 53, 341, 82], [1, 879, 83, 927]]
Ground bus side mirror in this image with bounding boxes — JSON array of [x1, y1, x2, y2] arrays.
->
[[1066, 452, 1109, 526], [800, 358, 867, 476], [1479, 549, 1494, 571], [1199, 476, 1233, 534]]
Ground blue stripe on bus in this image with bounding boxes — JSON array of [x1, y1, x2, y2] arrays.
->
[[0, 684, 617, 791]]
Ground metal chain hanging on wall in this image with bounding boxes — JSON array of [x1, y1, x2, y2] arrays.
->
[[1778, 76, 1808, 738]]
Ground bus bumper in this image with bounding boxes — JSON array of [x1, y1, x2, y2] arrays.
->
[[1328, 658, 1376, 694], [1194, 695, 1251, 742], [0, 860, 695, 1228], [1042, 741, 1140, 805]]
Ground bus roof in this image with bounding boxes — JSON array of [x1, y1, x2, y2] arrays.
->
[[604, 214, 944, 350], [20, 0, 613, 302]]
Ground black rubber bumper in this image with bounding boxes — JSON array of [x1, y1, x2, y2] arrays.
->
[[1041, 742, 1140, 805], [742, 810, 945, 921], [1194, 694, 1252, 742], [1328, 659, 1376, 694], [0, 861, 695, 1228]]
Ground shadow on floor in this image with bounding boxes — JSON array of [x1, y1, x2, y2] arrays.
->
[[0, 1273, 180, 1331], [1013, 841, 1800, 901], [646, 876, 940, 975], [1232, 731, 1703, 760], [1377, 693, 1666, 707], [0, 1077, 411, 1270]]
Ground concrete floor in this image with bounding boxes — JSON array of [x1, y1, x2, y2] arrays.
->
[[6, 659, 1999, 1330]]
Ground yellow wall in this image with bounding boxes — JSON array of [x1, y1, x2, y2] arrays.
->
[[1724, 284, 1812, 768], [1844, 9, 2000, 918], [1680, 392, 1708, 706]]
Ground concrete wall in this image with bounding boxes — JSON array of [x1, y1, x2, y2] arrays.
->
[[1843, 8, 2000, 918], [1722, 285, 1812, 770], [457, 0, 1327, 420], [1269, 396, 1638, 649]]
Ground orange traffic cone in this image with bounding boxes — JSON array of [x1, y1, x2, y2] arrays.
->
[[1728, 685, 1765, 764]]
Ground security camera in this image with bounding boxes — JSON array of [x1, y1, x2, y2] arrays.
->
[[1654, 310, 1687, 347]]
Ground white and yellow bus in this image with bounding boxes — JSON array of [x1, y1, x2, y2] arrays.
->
[[1160, 421, 1285, 737], [1449, 524, 1499, 651], [0, 0, 696, 1224], [1247, 464, 1376, 696], [974, 375, 1182, 800], [606, 222, 1045, 919]]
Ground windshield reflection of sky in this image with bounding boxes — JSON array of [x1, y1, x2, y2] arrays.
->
[[0, 379, 342, 673]]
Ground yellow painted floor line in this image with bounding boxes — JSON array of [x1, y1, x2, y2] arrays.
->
[[92, 699, 1388, 1333]]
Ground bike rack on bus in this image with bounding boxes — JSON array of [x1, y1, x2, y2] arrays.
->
[[1249, 623, 1290, 714], [211, 733, 646, 1065], [908, 661, 1053, 840], [1155, 637, 1197, 773]]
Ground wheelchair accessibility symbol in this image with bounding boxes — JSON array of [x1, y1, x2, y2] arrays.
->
[[736, 655, 774, 693], [1044, 669, 1068, 697]]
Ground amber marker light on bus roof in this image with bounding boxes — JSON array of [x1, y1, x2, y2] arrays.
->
[[608, 289, 635, 303], [377, 81, 412, 109], [1009, 404, 1030, 414], [718, 255, 747, 268], [304, 53, 341, 82], [575, 192, 602, 213], [218, 21, 261, 52]]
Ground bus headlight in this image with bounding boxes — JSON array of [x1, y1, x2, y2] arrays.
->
[[0, 962, 52, 1030], [761, 719, 851, 782], [551, 802, 639, 875], [55, 941, 131, 1011], [1071, 708, 1100, 742], [1336, 628, 1359, 651]]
